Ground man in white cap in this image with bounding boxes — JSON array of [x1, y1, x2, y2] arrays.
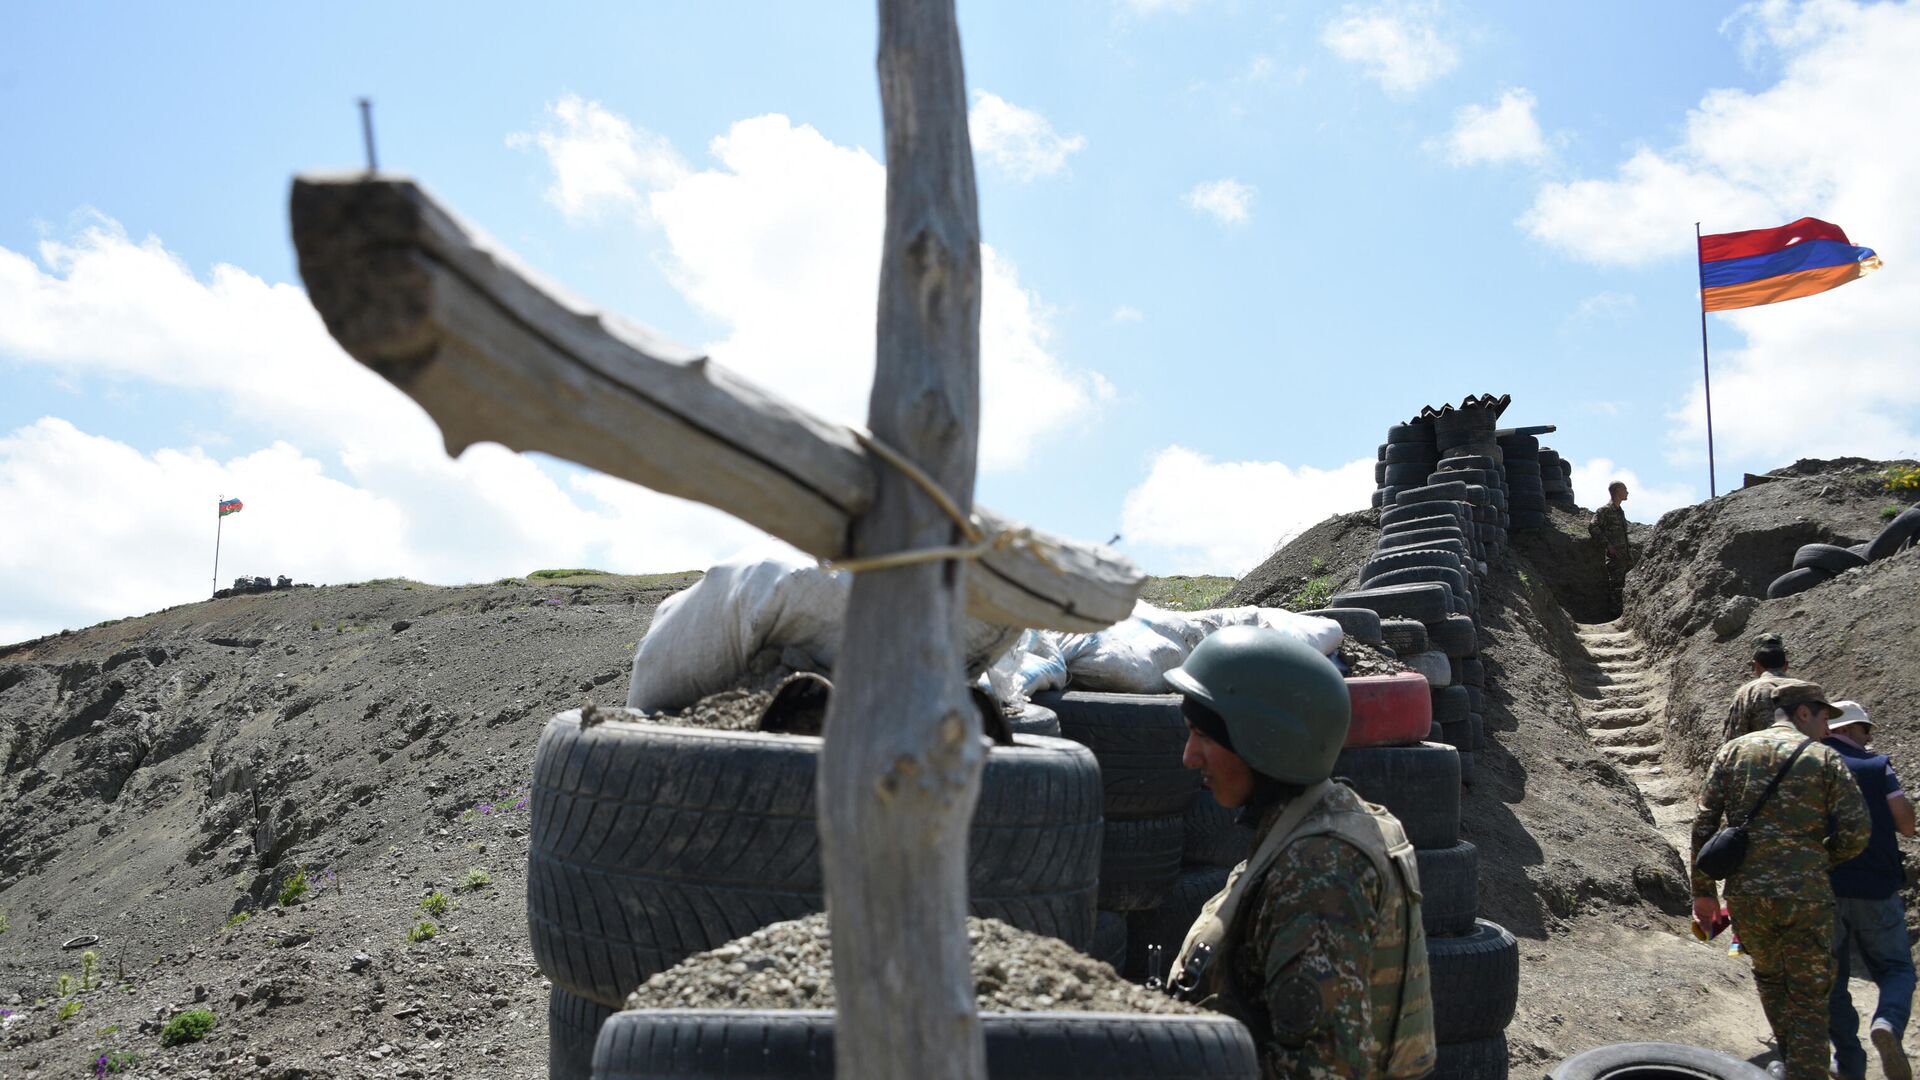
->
[[1824, 699, 1916, 1080]]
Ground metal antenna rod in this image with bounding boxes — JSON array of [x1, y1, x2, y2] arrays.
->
[[358, 98, 378, 173]]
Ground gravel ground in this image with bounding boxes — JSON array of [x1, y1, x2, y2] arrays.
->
[[1338, 639, 1407, 677], [625, 915, 1207, 1016]]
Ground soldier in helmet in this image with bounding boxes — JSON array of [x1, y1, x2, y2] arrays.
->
[[1163, 626, 1436, 1079]]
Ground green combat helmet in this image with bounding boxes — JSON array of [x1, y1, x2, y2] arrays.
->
[[1164, 626, 1351, 785]]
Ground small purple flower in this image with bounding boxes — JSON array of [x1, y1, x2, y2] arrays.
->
[[514, 799, 528, 810], [478, 804, 494, 816], [95, 1054, 109, 1076]]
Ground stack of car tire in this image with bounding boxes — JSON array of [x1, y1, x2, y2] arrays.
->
[[1538, 448, 1578, 511], [526, 706, 1107, 1080], [1498, 430, 1549, 532], [1031, 690, 1210, 981], [1768, 503, 1920, 598]]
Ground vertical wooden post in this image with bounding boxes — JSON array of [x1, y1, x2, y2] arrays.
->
[[817, 0, 986, 1077]]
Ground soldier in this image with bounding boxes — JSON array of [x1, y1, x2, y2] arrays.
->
[[1823, 700, 1915, 1080], [1163, 627, 1435, 1079], [1725, 633, 1792, 744], [1589, 480, 1632, 617], [1691, 679, 1872, 1080]]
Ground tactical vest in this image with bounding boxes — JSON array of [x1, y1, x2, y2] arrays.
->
[[1170, 781, 1437, 1079]]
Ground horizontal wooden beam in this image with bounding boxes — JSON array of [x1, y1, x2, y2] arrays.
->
[[289, 174, 1142, 632]]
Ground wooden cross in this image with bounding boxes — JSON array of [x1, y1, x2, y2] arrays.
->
[[290, 4, 1138, 1075]]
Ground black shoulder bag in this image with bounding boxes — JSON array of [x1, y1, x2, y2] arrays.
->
[[1696, 737, 1814, 881]]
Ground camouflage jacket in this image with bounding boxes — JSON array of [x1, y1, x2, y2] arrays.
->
[[1231, 783, 1434, 1079], [1590, 503, 1630, 556], [1690, 719, 1872, 899], [1723, 671, 1789, 744]]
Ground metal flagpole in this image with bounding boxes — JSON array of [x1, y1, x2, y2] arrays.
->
[[212, 495, 225, 596], [1696, 222, 1717, 498]]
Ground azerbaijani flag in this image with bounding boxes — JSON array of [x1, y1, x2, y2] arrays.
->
[[1699, 217, 1881, 312], [218, 497, 243, 517]]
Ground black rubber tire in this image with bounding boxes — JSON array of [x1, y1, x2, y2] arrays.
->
[[1302, 607, 1384, 644], [1866, 506, 1920, 561], [1384, 441, 1439, 465], [1382, 502, 1467, 529], [1458, 749, 1476, 787], [1362, 548, 1465, 580], [1547, 1041, 1776, 1079], [1089, 910, 1128, 972], [1504, 460, 1541, 477], [1006, 702, 1062, 737], [1431, 615, 1478, 659], [1385, 462, 1432, 486], [1432, 1034, 1509, 1080], [1396, 481, 1472, 508], [1098, 814, 1186, 911], [1388, 422, 1435, 444], [1436, 455, 1495, 473], [1364, 566, 1471, 612], [1509, 511, 1549, 531], [1766, 566, 1832, 599], [1460, 484, 1490, 507], [1379, 618, 1429, 656], [1432, 685, 1469, 724], [1461, 657, 1485, 687], [1034, 691, 1201, 821], [1508, 493, 1548, 512], [1793, 543, 1868, 574], [1377, 537, 1471, 561], [551, 987, 616, 1080], [592, 1009, 1263, 1079], [1417, 841, 1479, 937], [1496, 432, 1538, 453], [1378, 526, 1470, 551], [1382, 510, 1467, 535], [1469, 712, 1486, 751], [1371, 488, 1387, 509], [1466, 686, 1485, 714], [1330, 743, 1461, 850], [1330, 582, 1452, 625], [1181, 788, 1252, 868], [1430, 919, 1519, 1043], [1125, 866, 1230, 979], [529, 716, 1103, 1007], [1439, 718, 1471, 753], [1429, 468, 1495, 488]]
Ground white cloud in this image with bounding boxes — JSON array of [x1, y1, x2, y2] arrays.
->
[[1572, 291, 1637, 321], [0, 219, 770, 642], [1185, 178, 1256, 225], [1568, 457, 1695, 524], [1111, 305, 1144, 323], [1519, 0, 1920, 469], [514, 102, 1111, 471], [1120, 446, 1375, 574], [505, 95, 687, 223], [969, 91, 1086, 181], [1321, 1, 1460, 96], [1440, 88, 1548, 166]]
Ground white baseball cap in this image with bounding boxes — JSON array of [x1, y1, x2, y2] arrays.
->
[[1829, 700, 1871, 730]]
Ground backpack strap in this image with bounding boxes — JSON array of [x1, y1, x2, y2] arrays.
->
[[1738, 736, 1815, 828]]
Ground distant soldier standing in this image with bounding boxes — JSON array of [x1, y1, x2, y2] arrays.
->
[[1725, 633, 1792, 744], [1589, 480, 1632, 617], [1691, 680, 1872, 1080], [1164, 627, 1435, 1079]]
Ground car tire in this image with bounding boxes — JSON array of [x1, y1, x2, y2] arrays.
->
[[1430, 615, 1478, 659], [1302, 607, 1384, 644], [1182, 789, 1252, 869], [550, 987, 616, 1080], [1547, 1041, 1776, 1079], [1792, 543, 1869, 574], [1417, 841, 1478, 937], [1379, 618, 1430, 656], [1429, 919, 1519, 1042], [1034, 692, 1200, 821], [1330, 742, 1461, 850], [1866, 506, 1920, 562], [1330, 583, 1452, 625], [1431, 1034, 1509, 1080], [1347, 672, 1435, 747], [1098, 815, 1186, 911], [1766, 566, 1833, 599]]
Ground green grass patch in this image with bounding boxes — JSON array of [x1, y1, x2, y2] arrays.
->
[[419, 891, 451, 917], [222, 910, 251, 931], [528, 568, 608, 580], [1138, 575, 1237, 611], [406, 921, 438, 943], [57, 999, 82, 1022], [277, 868, 308, 907], [160, 1009, 216, 1047], [1885, 504, 1906, 520], [457, 867, 492, 892], [1284, 576, 1336, 612]]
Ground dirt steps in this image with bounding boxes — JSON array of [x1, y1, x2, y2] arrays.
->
[[1574, 620, 1694, 856]]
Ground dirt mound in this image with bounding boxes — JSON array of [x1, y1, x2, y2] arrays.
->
[[1221, 510, 1379, 608], [0, 573, 695, 1079], [625, 914, 1204, 1016], [1625, 458, 1911, 651]]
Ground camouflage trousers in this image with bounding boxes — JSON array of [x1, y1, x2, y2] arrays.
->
[[1604, 555, 1630, 615], [1730, 895, 1837, 1080]]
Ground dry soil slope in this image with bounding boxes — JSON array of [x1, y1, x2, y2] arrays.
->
[[0, 574, 693, 1080]]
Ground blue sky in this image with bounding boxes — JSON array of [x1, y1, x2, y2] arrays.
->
[[3, 0, 1916, 643]]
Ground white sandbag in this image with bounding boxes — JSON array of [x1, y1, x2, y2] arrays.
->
[[1184, 605, 1344, 657], [1063, 613, 1191, 693], [628, 546, 1025, 712], [984, 629, 1069, 703]]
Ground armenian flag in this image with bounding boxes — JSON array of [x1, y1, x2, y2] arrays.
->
[[1698, 217, 1881, 312], [218, 497, 243, 517]]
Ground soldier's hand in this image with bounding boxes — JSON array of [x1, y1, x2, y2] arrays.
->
[[1692, 896, 1720, 931]]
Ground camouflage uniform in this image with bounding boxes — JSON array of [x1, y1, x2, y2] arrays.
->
[[1590, 503, 1631, 613], [1724, 670, 1789, 744], [1692, 719, 1872, 1080], [1226, 783, 1436, 1079]]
